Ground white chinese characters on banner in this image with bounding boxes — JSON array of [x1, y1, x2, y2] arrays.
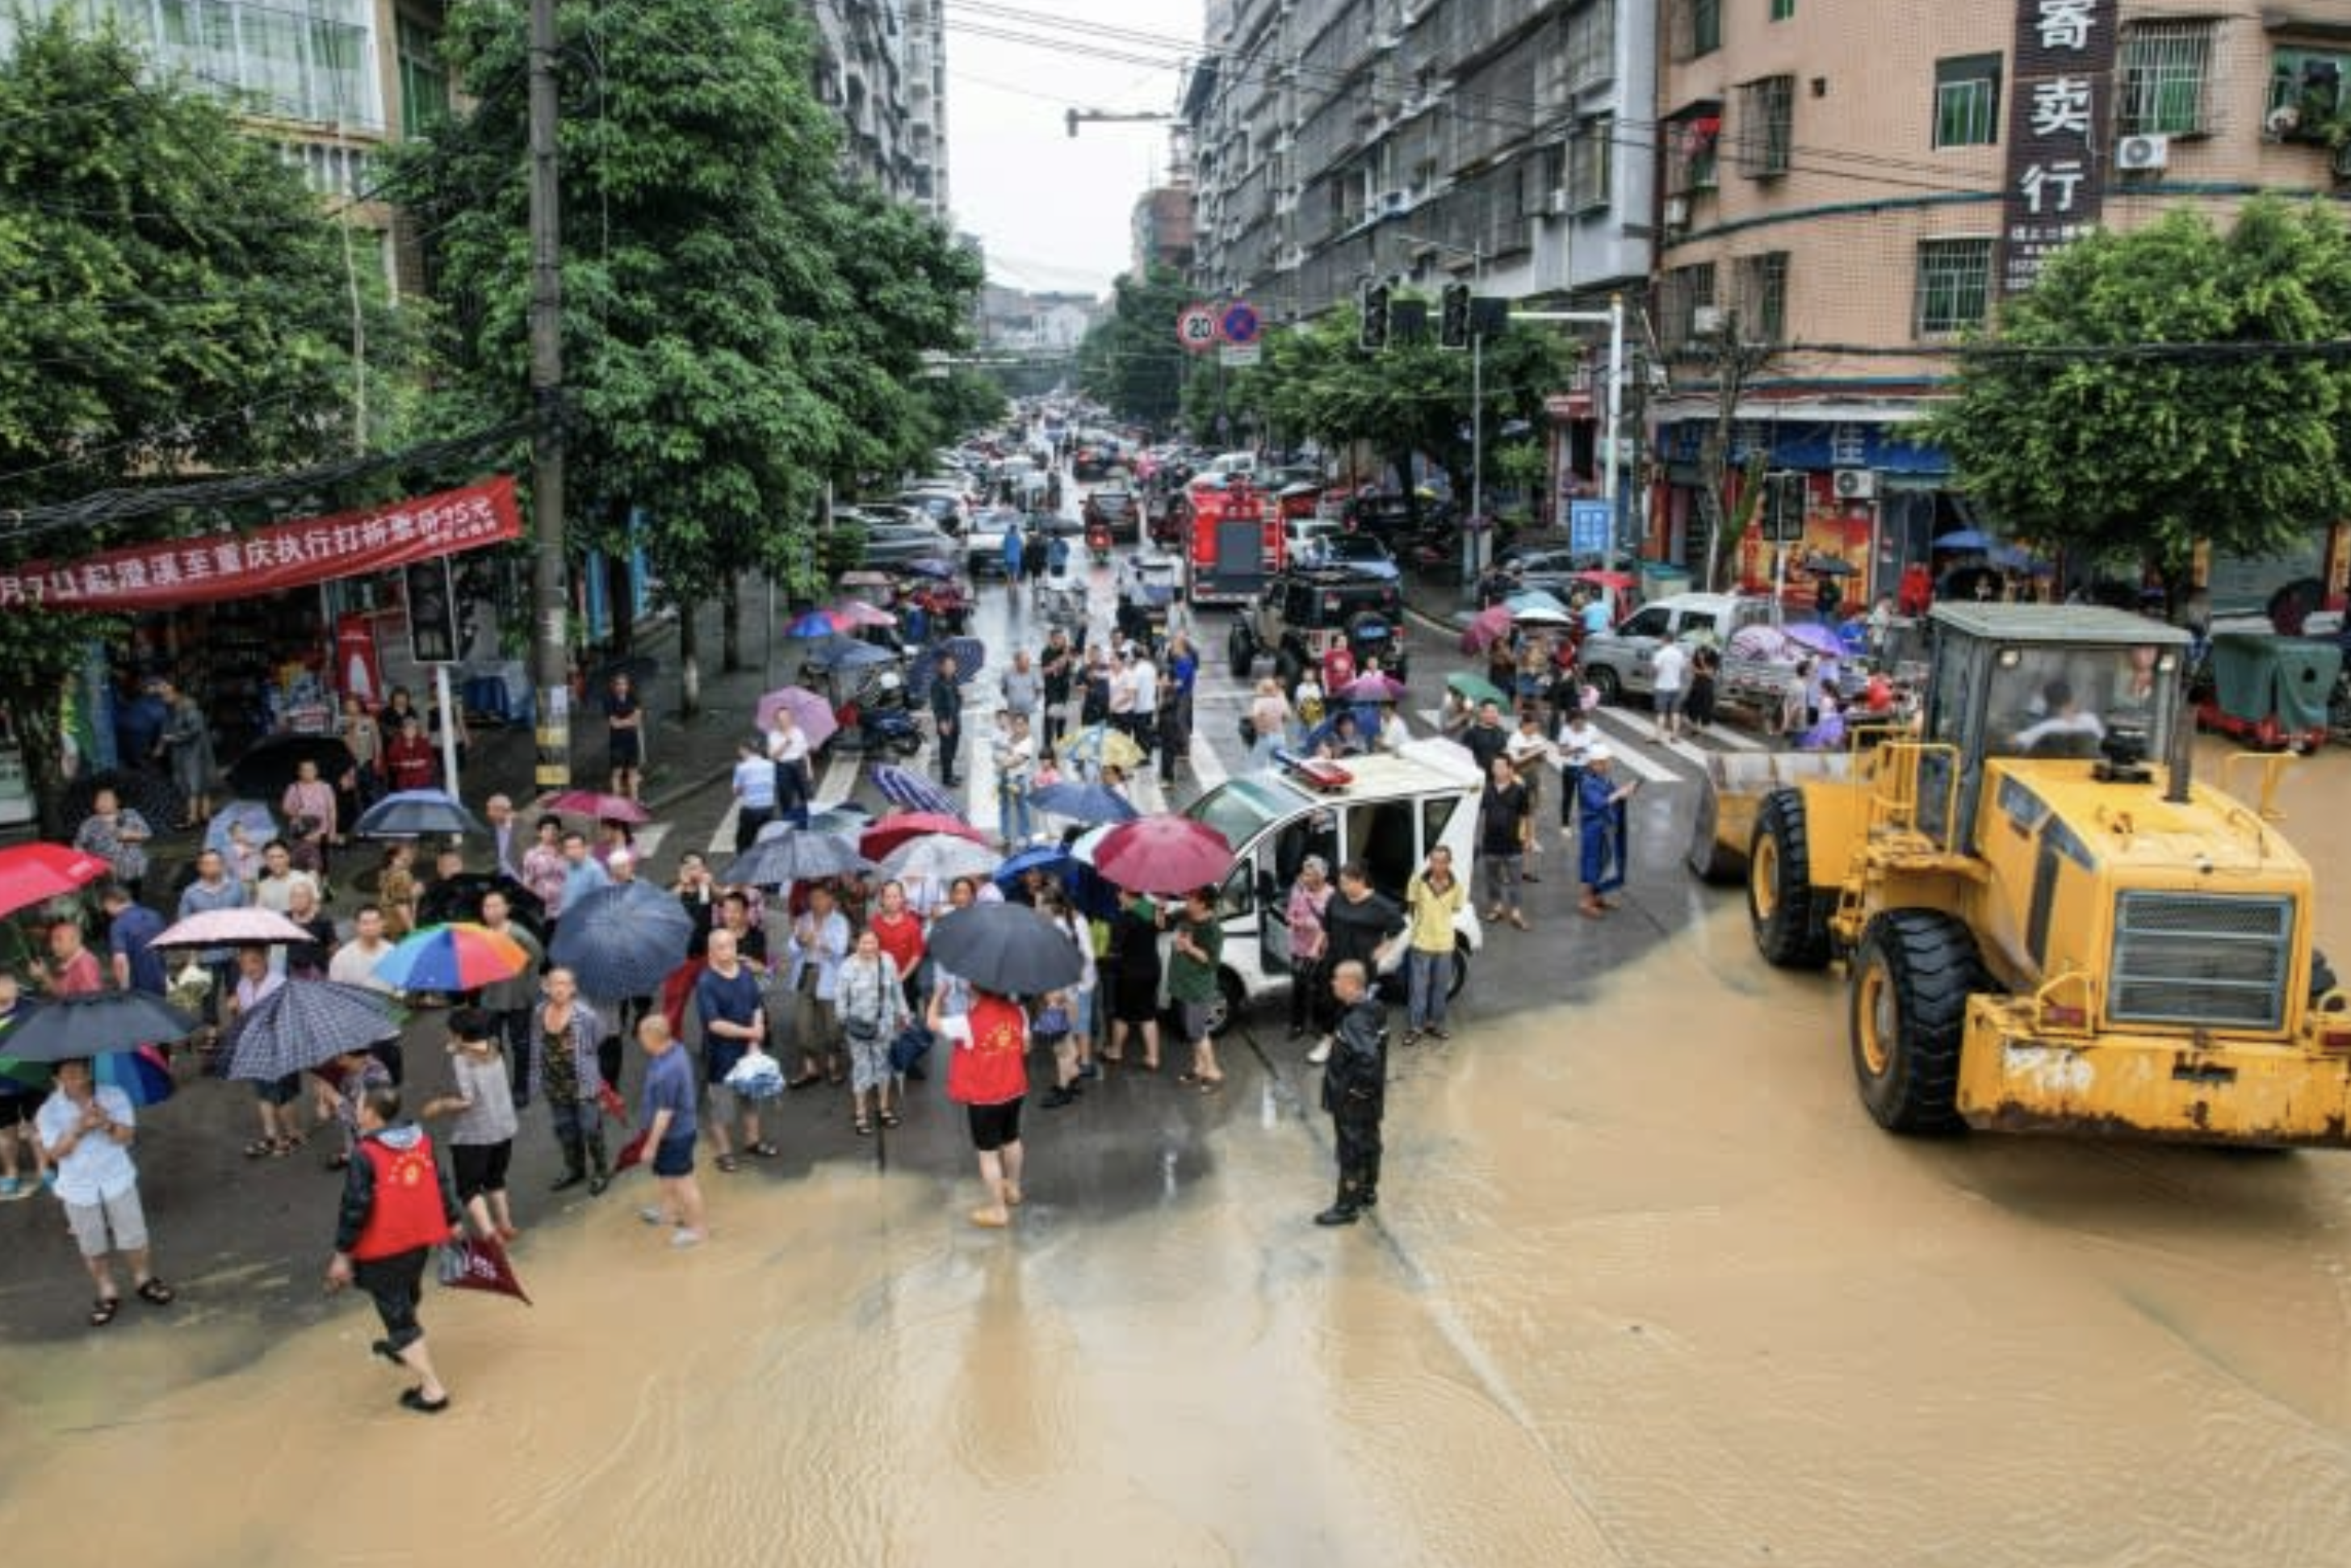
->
[[2001, 0, 2117, 296], [2037, 0, 2095, 50], [2030, 78, 2093, 137]]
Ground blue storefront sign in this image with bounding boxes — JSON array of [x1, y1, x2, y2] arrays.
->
[[1569, 500, 1613, 556], [1658, 418, 1951, 477]]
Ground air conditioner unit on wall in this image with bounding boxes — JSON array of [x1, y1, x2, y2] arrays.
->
[[1663, 195, 1689, 228], [1548, 187, 1570, 216], [2116, 132, 2170, 171], [1833, 468, 1878, 500]]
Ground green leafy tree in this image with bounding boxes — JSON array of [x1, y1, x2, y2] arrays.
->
[[408, 0, 977, 707], [1922, 198, 2351, 599], [1075, 265, 1195, 429], [0, 16, 406, 830]]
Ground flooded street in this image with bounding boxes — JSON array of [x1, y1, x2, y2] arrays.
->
[[5, 744, 2350, 1565]]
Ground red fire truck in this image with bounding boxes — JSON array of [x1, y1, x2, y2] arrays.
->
[[1180, 476, 1284, 607]]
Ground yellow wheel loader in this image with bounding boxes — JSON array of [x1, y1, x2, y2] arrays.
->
[[1692, 603, 2350, 1144]]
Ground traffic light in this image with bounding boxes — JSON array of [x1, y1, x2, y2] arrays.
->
[[1359, 282, 1390, 351], [1439, 283, 1472, 350]]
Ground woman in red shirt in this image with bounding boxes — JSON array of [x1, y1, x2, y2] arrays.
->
[[926, 983, 1029, 1229], [383, 714, 438, 794], [869, 881, 926, 1012]]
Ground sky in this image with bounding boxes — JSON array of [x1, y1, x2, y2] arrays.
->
[[941, 0, 1204, 298]]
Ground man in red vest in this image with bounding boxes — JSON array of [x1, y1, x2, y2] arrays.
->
[[326, 1084, 463, 1414], [928, 983, 1030, 1229]]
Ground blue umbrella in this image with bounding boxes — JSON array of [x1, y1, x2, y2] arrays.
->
[[205, 800, 279, 858], [1028, 780, 1140, 824], [0, 992, 199, 1062], [932, 637, 986, 680], [547, 881, 694, 1000], [903, 557, 958, 581], [1934, 529, 1992, 551], [803, 635, 895, 672], [720, 829, 873, 889], [873, 763, 958, 815], [785, 609, 841, 639], [806, 803, 874, 839], [354, 789, 485, 839], [994, 844, 1075, 885]]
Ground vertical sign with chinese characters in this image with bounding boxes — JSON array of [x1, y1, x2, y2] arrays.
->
[[2001, 0, 2120, 296]]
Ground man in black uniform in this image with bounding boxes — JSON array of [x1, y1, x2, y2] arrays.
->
[[1316, 959, 1387, 1226], [930, 652, 964, 788]]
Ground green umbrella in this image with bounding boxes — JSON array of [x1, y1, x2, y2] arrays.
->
[[1446, 672, 1508, 706]]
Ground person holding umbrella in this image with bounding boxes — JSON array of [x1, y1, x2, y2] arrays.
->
[[325, 1084, 462, 1413], [927, 978, 1030, 1229], [37, 1056, 175, 1325], [1168, 886, 1226, 1092]]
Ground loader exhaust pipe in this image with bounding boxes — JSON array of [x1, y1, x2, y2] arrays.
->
[[2165, 687, 2193, 804]]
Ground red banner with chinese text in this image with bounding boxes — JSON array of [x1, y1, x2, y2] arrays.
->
[[0, 476, 521, 612]]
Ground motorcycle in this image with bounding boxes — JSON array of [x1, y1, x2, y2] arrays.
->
[[1086, 520, 1113, 565]]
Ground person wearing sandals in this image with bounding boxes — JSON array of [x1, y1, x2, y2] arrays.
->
[[419, 1008, 520, 1243], [225, 945, 305, 1159], [694, 929, 773, 1172], [36, 1058, 174, 1327], [325, 1084, 461, 1413], [534, 968, 610, 1195], [928, 982, 1029, 1229], [837, 927, 910, 1135], [782, 884, 849, 1091], [1168, 887, 1226, 1092]]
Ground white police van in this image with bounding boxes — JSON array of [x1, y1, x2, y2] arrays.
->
[[1182, 740, 1486, 1034]]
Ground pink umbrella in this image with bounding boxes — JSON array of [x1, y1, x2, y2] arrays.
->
[[754, 685, 840, 748], [1090, 815, 1237, 896], [540, 790, 653, 826], [1460, 604, 1513, 654], [150, 908, 316, 949], [1339, 672, 1406, 702], [830, 598, 896, 630]]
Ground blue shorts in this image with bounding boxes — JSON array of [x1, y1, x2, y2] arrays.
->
[[652, 1132, 697, 1178]]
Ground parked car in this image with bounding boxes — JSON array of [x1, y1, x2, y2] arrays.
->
[[1311, 532, 1401, 582], [963, 509, 1023, 575], [1228, 565, 1409, 684], [853, 520, 959, 569], [1082, 484, 1142, 542]]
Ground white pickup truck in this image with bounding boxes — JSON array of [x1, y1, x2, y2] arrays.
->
[[1578, 592, 1856, 722]]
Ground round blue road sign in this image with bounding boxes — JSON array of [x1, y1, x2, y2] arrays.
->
[[1219, 302, 1261, 346]]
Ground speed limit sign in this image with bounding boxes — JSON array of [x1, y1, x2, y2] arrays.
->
[[1177, 303, 1221, 354]]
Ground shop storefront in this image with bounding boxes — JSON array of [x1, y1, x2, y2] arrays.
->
[[0, 479, 523, 782]]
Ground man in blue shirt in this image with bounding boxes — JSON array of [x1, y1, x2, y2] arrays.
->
[[557, 831, 610, 922], [636, 1015, 706, 1248], [101, 883, 166, 996], [730, 736, 777, 852], [694, 929, 771, 1172], [174, 849, 245, 1024]]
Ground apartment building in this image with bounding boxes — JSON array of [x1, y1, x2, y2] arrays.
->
[[1133, 179, 1201, 278], [1650, 0, 2351, 603], [1184, 0, 1656, 317], [805, 0, 949, 216]]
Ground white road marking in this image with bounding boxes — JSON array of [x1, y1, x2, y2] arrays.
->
[[1583, 711, 1685, 783]]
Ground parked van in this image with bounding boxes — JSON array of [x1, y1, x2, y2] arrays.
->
[[1575, 591, 1775, 702], [1181, 740, 1486, 1033]]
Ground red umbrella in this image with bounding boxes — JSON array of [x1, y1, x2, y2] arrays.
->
[[1460, 604, 1513, 654], [860, 812, 989, 861], [440, 1234, 532, 1305], [540, 790, 653, 826], [1090, 815, 1236, 895], [0, 842, 111, 919]]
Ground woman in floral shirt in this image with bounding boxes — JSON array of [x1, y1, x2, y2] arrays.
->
[[1284, 855, 1333, 1042]]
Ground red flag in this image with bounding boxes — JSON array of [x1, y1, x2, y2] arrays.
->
[[611, 1126, 650, 1172], [440, 1235, 531, 1306]]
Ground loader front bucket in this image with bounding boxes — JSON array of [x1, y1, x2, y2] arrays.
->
[[1686, 749, 1856, 882]]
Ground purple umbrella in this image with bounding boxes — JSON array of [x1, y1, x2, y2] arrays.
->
[[872, 763, 958, 816], [1780, 621, 1847, 657], [754, 685, 840, 748], [1460, 604, 1513, 653], [1338, 673, 1406, 702]]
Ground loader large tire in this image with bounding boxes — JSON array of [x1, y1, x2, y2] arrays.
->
[[1748, 789, 1830, 968], [1849, 910, 1983, 1135]]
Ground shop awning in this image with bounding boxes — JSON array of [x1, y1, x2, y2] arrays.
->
[[0, 476, 521, 613]]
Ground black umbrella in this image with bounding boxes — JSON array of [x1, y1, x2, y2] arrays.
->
[[354, 790, 487, 839], [0, 992, 199, 1063], [1801, 556, 1857, 577], [220, 980, 404, 1083], [719, 830, 872, 889], [418, 871, 549, 937], [924, 902, 1084, 996], [547, 881, 694, 1001], [61, 769, 183, 830], [226, 733, 358, 798]]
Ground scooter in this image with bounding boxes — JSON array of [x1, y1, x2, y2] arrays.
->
[[1087, 521, 1113, 565]]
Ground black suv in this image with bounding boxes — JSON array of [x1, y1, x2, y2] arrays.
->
[[1227, 567, 1409, 684], [1081, 484, 1141, 541]]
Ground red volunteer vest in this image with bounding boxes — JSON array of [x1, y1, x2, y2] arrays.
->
[[350, 1133, 449, 1261], [947, 995, 1029, 1107]]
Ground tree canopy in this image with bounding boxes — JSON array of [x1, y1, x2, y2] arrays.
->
[[0, 15, 405, 826], [1074, 266, 1193, 430], [1922, 197, 2351, 589]]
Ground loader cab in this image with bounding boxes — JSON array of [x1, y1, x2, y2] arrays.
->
[[1918, 604, 2190, 851]]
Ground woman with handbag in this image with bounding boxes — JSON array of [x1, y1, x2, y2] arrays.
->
[[837, 928, 910, 1134]]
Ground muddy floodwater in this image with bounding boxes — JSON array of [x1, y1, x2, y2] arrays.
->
[[5, 748, 2350, 1565]]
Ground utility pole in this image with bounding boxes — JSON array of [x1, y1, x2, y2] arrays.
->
[[527, 0, 570, 792]]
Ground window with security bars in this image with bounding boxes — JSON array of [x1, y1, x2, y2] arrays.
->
[[1565, 0, 1616, 93], [1661, 262, 1717, 352], [1933, 54, 2001, 148], [1735, 76, 1794, 177], [1736, 252, 1788, 343], [1771, 0, 1795, 19], [1569, 115, 1613, 212], [1915, 238, 1992, 337], [2119, 19, 2219, 136]]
